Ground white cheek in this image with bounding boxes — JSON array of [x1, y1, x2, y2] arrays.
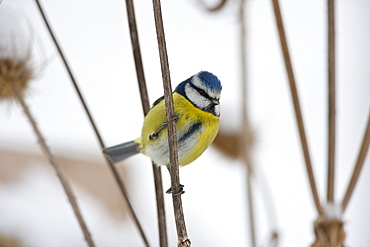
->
[[214, 105, 220, 116], [185, 84, 209, 109]]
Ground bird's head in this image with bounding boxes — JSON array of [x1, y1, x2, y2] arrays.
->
[[176, 71, 222, 116]]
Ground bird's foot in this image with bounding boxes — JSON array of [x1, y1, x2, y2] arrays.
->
[[166, 184, 185, 196], [149, 132, 159, 140], [162, 114, 179, 127]]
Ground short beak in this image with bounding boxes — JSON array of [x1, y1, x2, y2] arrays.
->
[[211, 99, 220, 105]]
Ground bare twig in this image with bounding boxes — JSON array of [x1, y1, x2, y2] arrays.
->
[[342, 111, 370, 212], [124, 0, 168, 246], [327, 0, 336, 203], [238, 0, 256, 246], [151, 0, 191, 246], [13, 87, 95, 247], [33, 1, 149, 245], [271, 0, 323, 215]]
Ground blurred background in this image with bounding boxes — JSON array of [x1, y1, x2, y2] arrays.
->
[[0, 0, 369, 246]]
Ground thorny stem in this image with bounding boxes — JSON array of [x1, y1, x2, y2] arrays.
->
[[152, 0, 191, 246], [124, 0, 168, 246], [327, 0, 336, 203], [13, 87, 95, 247], [271, 0, 323, 215], [342, 112, 370, 212], [33, 1, 150, 245]]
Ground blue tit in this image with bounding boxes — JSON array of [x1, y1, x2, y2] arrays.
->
[[103, 71, 222, 170]]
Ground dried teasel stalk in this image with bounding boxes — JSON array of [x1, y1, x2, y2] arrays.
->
[[0, 40, 96, 247]]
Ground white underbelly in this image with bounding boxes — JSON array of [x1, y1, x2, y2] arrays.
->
[[143, 127, 202, 167]]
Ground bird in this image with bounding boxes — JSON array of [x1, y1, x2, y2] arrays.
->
[[103, 71, 222, 194]]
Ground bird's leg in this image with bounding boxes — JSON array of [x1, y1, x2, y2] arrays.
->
[[149, 125, 166, 140], [149, 114, 179, 140], [165, 165, 185, 195]]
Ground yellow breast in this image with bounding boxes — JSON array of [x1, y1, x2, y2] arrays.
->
[[136, 92, 220, 166]]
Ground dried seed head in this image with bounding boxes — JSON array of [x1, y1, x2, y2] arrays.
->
[[212, 130, 241, 159], [212, 128, 255, 161], [0, 54, 34, 101], [312, 216, 345, 247], [0, 7, 36, 101]]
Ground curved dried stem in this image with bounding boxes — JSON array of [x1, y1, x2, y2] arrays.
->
[[33, 1, 149, 245], [271, 0, 323, 215], [152, 0, 190, 245], [13, 87, 95, 247], [124, 0, 168, 246]]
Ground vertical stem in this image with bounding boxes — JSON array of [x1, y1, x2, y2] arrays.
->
[[342, 112, 370, 212], [239, 0, 256, 246], [246, 169, 256, 247], [271, 0, 323, 215], [151, 164, 168, 246], [151, 1, 190, 246], [124, 0, 150, 113], [13, 88, 95, 247], [33, 1, 150, 245], [327, 0, 336, 203], [124, 0, 168, 246]]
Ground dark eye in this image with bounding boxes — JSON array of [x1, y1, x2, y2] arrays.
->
[[198, 89, 208, 98]]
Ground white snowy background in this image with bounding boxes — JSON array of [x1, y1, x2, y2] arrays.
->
[[0, 0, 369, 246]]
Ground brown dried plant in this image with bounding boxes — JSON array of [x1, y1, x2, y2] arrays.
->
[[212, 129, 255, 160], [0, 42, 95, 246], [311, 217, 345, 247], [0, 51, 33, 101]]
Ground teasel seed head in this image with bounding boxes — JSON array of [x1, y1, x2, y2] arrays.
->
[[0, 52, 34, 101]]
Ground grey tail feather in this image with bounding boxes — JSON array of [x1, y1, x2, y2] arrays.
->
[[103, 141, 139, 163]]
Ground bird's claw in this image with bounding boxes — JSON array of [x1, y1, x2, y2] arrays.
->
[[149, 132, 158, 140], [166, 184, 185, 196], [161, 114, 179, 127]]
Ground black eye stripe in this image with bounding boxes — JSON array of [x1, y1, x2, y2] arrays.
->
[[189, 83, 212, 100]]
